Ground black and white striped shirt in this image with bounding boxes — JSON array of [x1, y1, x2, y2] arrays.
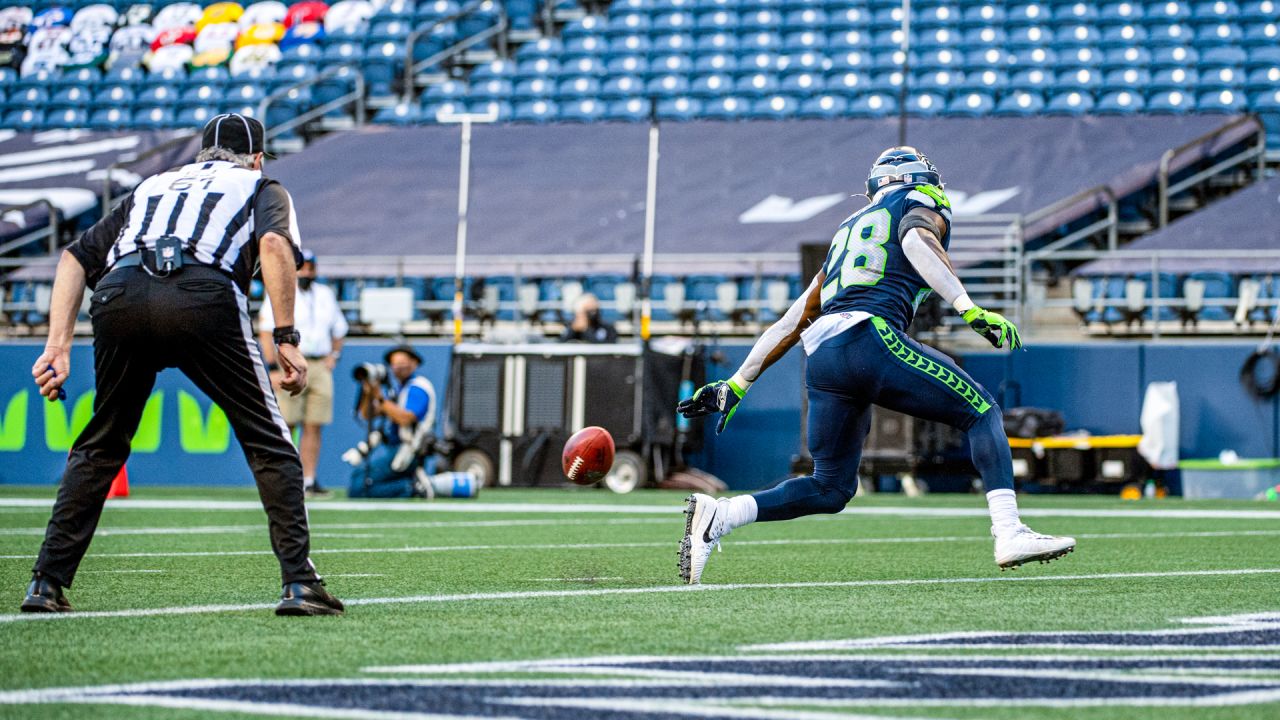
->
[[69, 160, 302, 290]]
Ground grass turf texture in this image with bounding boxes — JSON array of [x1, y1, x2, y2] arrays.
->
[[0, 485, 1277, 719]]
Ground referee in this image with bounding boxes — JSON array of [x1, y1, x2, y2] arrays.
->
[[22, 113, 344, 616]]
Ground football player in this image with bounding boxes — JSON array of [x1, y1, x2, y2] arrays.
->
[[677, 147, 1075, 584]]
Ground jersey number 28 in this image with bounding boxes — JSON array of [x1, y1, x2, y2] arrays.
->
[[820, 208, 891, 305]]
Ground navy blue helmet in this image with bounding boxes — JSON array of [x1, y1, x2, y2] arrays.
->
[[866, 146, 941, 196]]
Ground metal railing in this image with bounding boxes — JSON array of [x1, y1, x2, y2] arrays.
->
[[1021, 184, 1119, 254], [1023, 247, 1280, 339], [1157, 114, 1267, 228], [258, 63, 367, 146], [0, 200, 59, 268], [403, 0, 509, 103], [949, 213, 1023, 322]]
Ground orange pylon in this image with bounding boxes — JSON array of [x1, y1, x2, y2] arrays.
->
[[106, 465, 129, 499]]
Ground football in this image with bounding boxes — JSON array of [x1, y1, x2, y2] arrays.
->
[[562, 426, 615, 485]]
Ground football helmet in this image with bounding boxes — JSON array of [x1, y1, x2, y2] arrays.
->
[[866, 146, 942, 196]]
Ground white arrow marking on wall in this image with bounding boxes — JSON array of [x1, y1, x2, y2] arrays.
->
[[948, 186, 1022, 216], [739, 193, 848, 223]]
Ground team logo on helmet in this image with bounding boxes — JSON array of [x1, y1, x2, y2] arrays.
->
[[866, 146, 942, 197]]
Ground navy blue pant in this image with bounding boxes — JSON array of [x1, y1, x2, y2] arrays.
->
[[753, 317, 1012, 521]]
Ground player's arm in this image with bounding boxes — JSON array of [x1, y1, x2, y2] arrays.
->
[[899, 207, 1022, 350], [676, 272, 825, 433]]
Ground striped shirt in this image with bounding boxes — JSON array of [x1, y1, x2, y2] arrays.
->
[[68, 160, 301, 291]]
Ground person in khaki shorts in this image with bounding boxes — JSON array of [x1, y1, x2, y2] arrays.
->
[[259, 250, 349, 498]]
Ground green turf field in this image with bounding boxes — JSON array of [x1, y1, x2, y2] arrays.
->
[[0, 485, 1278, 720]]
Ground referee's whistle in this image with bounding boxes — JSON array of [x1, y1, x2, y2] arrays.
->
[[45, 365, 66, 402]]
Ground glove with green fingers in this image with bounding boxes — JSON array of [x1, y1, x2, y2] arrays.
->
[[676, 378, 747, 434], [963, 306, 1023, 350]]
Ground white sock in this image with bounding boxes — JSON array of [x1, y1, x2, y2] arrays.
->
[[303, 476, 315, 490], [720, 495, 758, 532], [986, 488, 1021, 536]]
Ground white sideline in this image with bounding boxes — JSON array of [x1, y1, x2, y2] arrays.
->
[[2, 529, 1278, 562], [1, 497, 1280, 520], [1, 567, 1278, 624], [0, 518, 675, 536]]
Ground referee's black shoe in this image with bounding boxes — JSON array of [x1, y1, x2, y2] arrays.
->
[[276, 580, 345, 616], [20, 573, 71, 613]]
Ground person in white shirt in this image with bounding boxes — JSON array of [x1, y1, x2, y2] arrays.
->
[[259, 250, 348, 498]]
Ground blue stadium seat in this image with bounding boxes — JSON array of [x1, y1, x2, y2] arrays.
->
[[1007, 3, 1051, 26], [830, 48, 872, 72], [1102, 67, 1152, 91], [740, 8, 783, 32], [514, 56, 561, 79], [1101, 23, 1150, 48], [740, 30, 783, 54], [180, 84, 222, 105], [1102, 46, 1154, 69], [513, 77, 554, 101], [827, 28, 868, 52], [640, 72, 685, 98], [136, 83, 181, 106], [915, 48, 964, 71], [322, 41, 365, 66], [1009, 68, 1055, 92], [962, 3, 1006, 25], [1149, 1, 1193, 22], [1146, 23, 1196, 45], [513, 99, 559, 123], [1197, 88, 1247, 111], [783, 30, 824, 54], [1101, 2, 1146, 23], [607, 13, 651, 36], [653, 11, 695, 34], [1187, 271, 1236, 321], [1195, 22, 1244, 44], [609, 33, 652, 56], [604, 97, 651, 121], [423, 79, 468, 103], [563, 56, 607, 77], [93, 84, 134, 108], [1246, 44, 1280, 65], [556, 76, 602, 101], [471, 77, 515, 101], [915, 69, 962, 93], [1006, 25, 1055, 48], [945, 91, 996, 116], [363, 41, 405, 97], [828, 5, 872, 31], [649, 54, 693, 76], [868, 70, 904, 93], [227, 82, 267, 105], [1055, 23, 1103, 47], [1242, 20, 1280, 44], [700, 95, 748, 119], [846, 91, 898, 116], [1151, 67, 1198, 89], [734, 72, 780, 98], [906, 91, 947, 116], [175, 106, 218, 127], [695, 10, 739, 34], [132, 106, 175, 128], [656, 95, 703, 120], [1192, 1, 1240, 21], [88, 106, 129, 130], [1147, 88, 1195, 112], [1132, 272, 1180, 321], [560, 98, 608, 122], [797, 93, 848, 118], [1056, 67, 1103, 91], [374, 102, 421, 125], [1045, 90, 1096, 114], [781, 51, 824, 73], [1241, 1, 1280, 21], [58, 67, 101, 87], [563, 35, 608, 59], [690, 72, 734, 97], [782, 7, 827, 32], [1151, 45, 1200, 66], [312, 66, 362, 113], [957, 68, 1009, 93], [1199, 65, 1245, 89], [1007, 47, 1060, 68], [561, 15, 605, 41], [1082, 276, 1126, 325], [1245, 65, 1280, 92], [749, 94, 799, 119], [45, 107, 87, 128], [607, 55, 650, 77], [600, 74, 644, 99], [993, 90, 1046, 115], [779, 71, 823, 94], [1054, 2, 1099, 23], [1059, 47, 1104, 69], [518, 38, 563, 61], [9, 87, 50, 107], [962, 26, 1008, 48], [1201, 45, 1249, 64], [48, 85, 90, 109]]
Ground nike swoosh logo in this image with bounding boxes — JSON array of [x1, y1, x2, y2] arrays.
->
[[702, 505, 717, 543]]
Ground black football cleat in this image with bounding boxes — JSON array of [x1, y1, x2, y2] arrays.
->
[[20, 574, 71, 613], [275, 580, 345, 616]]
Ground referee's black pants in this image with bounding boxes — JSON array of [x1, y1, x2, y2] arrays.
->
[[33, 265, 320, 587]]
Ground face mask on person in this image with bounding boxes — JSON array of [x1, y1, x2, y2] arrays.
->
[[298, 277, 314, 291], [586, 309, 601, 327]]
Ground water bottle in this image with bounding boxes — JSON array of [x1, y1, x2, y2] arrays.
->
[[430, 471, 480, 498]]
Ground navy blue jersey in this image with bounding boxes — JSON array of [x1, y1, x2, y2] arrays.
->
[[818, 183, 952, 332]]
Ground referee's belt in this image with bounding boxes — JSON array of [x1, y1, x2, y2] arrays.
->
[[111, 249, 225, 276]]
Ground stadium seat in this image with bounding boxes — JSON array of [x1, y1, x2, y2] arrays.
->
[[1147, 88, 1194, 112], [734, 72, 780, 98], [749, 94, 799, 119], [690, 72, 733, 97], [1151, 45, 1200, 66], [373, 101, 421, 125], [1186, 271, 1236, 321], [605, 97, 651, 121], [132, 106, 175, 128], [513, 77, 554, 101], [945, 91, 997, 116], [994, 90, 1047, 115], [797, 93, 848, 118], [560, 98, 607, 122], [656, 95, 703, 121], [700, 95, 748, 120], [1046, 90, 1096, 114], [1152, 67, 1199, 89], [513, 99, 558, 123], [1131, 272, 1180, 322], [1197, 88, 1247, 110], [906, 91, 947, 116], [1097, 89, 1147, 113], [1102, 67, 1152, 91]]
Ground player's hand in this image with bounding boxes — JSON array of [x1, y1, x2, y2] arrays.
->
[[276, 343, 308, 396], [31, 345, 70, 402], [963, 307, 1022, 350], [676, 379, 747, 434]]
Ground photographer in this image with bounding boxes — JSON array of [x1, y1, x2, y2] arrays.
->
[[346, 345, 437, 499], [559, 293, 617, 344]]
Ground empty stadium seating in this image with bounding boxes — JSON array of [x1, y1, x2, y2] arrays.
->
[[0, 0, 1277, 136]]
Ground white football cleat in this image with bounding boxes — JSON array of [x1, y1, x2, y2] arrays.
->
[[679, 493, 728, 584], [993, 524, 1076, 570]]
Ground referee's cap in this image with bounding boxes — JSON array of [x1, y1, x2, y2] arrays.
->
[[201, 113, 270, 157]]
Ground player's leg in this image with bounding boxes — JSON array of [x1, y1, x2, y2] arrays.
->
[[26, 281, 158, 610], [866, 318, 1074, 568], [679, 326, 872, 584]]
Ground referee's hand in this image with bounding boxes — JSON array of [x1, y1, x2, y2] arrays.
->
[[276, 343, 308, 396], [32, 345, 69, 402]]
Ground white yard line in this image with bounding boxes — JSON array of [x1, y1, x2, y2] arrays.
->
[[0, 567, 1277, 624], [1, 497, 1279, 520], [2, 530, 1277, 562], [76, 569, 165, 574]]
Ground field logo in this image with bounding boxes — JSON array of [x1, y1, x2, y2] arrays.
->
[[3, 611, 1279, 717]]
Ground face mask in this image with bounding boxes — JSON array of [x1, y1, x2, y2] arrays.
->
[[586, 309, 601, 326], [297, 277, 314, 291]]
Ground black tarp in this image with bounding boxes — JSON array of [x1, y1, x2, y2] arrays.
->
[[1076, 173, 1280, 275], [269, 115, 1253, 274], [0, 129, 201, 244]]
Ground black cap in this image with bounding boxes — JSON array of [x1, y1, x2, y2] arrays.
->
[[202, 113, 266, 156], [384, 344, 423, 365]]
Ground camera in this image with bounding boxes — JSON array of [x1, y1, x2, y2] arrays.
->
[[353, 362, 388, 384]]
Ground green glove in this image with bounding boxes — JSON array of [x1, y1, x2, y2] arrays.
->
[[963, 306, 1023, 350], [676, 378, 748, 434]]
